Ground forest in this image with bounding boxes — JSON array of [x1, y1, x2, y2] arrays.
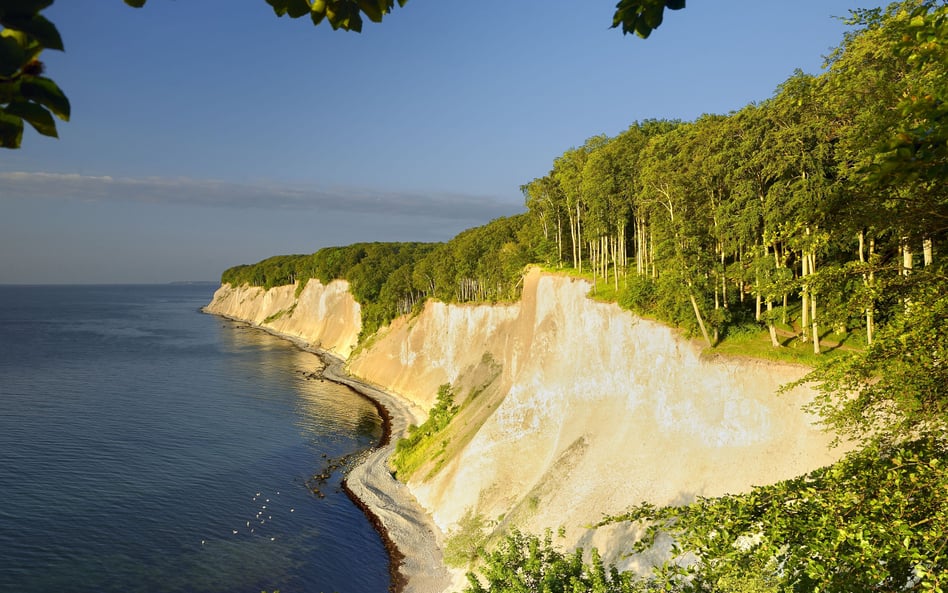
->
[[222, 2, 947, 591]]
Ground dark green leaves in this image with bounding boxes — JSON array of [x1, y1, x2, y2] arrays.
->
[[0, 108, 23, 147], [4, 97, 55, 136], [265, 0, 407, 32], [0, 0, 68, 147], [19, 75, 68, 119], [612, 0, 685, 38], [0, 12, 60, 50]]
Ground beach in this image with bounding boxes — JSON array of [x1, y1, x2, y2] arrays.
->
[[319, 351, 454, 593]]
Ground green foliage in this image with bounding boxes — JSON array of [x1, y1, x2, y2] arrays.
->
[[0, 0, 70, 147], [443, 508, 488, 568], [391, 383, 458, 479], [464, 529, 641, 593], [220, 242, 437, 339], [411, 214, 534, 304], [612, 0, 686, 39], [795, 269, 948, 446], [602, 436, 948, 593]]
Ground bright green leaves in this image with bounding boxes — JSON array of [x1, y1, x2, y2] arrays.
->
[[872, 2, 948, 185], [465, 529, 631, 593], [0, 0, 69, 148], [601, 437, 948, 593], [612, 0, 685, 38], [265, 0, 408, 32]]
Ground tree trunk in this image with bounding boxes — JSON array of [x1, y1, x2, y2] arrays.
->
[[801, 249, 809, 342], [649, 230, 656, 278], [576, 201, 583, 272], [767, 301, 780, 347], [690, 292, 713, 348], [755, 279, 762, 321], [809, 251, 820, 355], [859, 231, 875, 346], [923, 237, 933, 266], [902, 238, 913, 275], [556, 212, 563, 267]]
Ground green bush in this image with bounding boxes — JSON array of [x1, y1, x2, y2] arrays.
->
[[391, 384, 458, 478]]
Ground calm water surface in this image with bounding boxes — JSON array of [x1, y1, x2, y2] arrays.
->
[[0, 284, 389, 593]]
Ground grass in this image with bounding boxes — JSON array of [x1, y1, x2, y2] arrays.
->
[[262, 304, 295, 324], [547, 266, 867, 366]]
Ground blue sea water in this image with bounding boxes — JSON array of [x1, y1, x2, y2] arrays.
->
[[0, 284, 389, 593]]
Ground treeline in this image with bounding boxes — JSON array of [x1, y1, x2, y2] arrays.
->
[[220, 214, 534, 337], [521, 1, 945, 351], [223, 0, 946, 357]]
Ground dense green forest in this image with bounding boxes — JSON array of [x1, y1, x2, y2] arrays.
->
[[222, 2, 947, 590], [220, 213, 532, 338]]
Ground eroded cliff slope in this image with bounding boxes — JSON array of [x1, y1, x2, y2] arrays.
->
[[205, 279, 361, 359], [347, 268, 842, 569]]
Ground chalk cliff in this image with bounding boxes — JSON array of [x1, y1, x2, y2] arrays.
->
[[207, 267, 842, 582], [205, 279, 362, 359]]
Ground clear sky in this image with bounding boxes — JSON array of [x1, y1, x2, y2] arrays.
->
[[1, 0, 881, 284]]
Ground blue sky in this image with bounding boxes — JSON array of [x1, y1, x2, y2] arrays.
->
[[1, 0, 880, 283]]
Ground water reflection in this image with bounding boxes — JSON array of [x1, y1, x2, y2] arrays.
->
[[213, 319, 383, 447]]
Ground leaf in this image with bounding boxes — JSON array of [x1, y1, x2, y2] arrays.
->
[[284, 0, 311, 19], [0, 0, 54, 16], [0, 14, 63, 51], [4, 99, 56, 137], [265, 0, 290, 17], [0, 109, 24, 148], [124, 0, 147, 7], [19, 76, 69, 120], [0, 32, 27, 77], [357, 0, 384, 23], [665, 0, 685, 9], [643, 4, 664, 29]]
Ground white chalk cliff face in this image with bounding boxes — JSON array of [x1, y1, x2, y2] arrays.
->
[[205, 279, 362, 359], [207, 268, 842, 570]]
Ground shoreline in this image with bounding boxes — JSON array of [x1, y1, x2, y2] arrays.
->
[[203, 309, 452, 593]]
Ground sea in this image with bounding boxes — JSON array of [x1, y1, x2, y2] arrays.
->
[[0, 283, 390, 593]]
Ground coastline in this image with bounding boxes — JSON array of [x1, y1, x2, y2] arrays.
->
[[203, 309, 452, 593]]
